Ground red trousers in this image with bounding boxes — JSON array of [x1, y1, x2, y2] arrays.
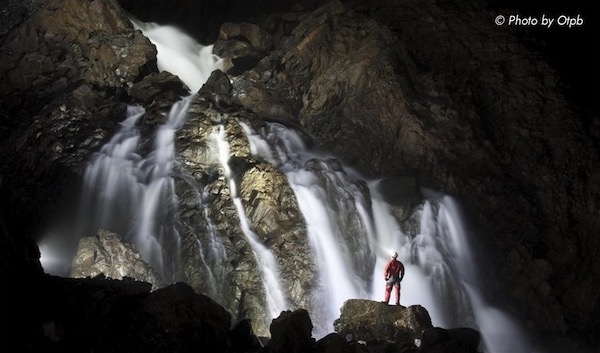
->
[[384, 279, 401, 305]]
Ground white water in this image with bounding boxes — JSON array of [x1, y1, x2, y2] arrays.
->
[[212, 125, 288, 319], [39, 19, 223, 279], [367, 186, 535, 352], [242, 122, 376, 335], [131, 19, 222, 93], [76, 97, 193, 281], [241, 121, 534, 351]]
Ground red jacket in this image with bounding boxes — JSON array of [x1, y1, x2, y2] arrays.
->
[[384, 259, 405, 280]]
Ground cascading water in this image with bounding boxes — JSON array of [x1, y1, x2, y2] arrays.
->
[[240, 122, 375, 335], [131, 19, 221, 93], [367, 186, 535, 353], [78, 96, 193, 281], [241, 121, 535, 351], [212, 125, 288, 319], [39, 19, 223, 279]]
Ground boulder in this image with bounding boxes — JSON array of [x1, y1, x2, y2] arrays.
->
[[333, 299, 432, 345], [267, 309, 315, 353], [214, 22, 273, 75], [70, 229, 165, 290]]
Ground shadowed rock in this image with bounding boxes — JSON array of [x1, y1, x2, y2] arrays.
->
[[268, 309, 315, 353]]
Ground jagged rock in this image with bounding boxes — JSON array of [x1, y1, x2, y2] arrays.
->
[[128, 71, 190, 106], [126, 282, 231, 352], [9, 274, 216, 352], [33, 0, 156, 89], [70, 229, 165, 289], [214, 22, 273, 75], [333, 299, 432, 345], [267, 309, 315, 353]]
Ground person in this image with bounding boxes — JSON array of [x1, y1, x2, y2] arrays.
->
[[382, 251, 405, 305]]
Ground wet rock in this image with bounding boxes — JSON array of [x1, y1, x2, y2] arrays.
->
[[128, 71, 189, 106], [214, 22, 273, 76], [333, 299, 432, 345]]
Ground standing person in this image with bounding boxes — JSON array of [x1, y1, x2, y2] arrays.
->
[[382, 251, 405, 305]]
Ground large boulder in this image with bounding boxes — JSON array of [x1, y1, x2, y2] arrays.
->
[[333, 299, 432, 345], [70, 229, 165, 289], [267, 309, 315, 353]]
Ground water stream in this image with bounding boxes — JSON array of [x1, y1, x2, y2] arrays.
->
[[212, 125, 289, 319]]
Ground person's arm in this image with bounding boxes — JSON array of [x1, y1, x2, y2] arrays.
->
[[399, 262, 405, 281], [384, 261, 390, 280]]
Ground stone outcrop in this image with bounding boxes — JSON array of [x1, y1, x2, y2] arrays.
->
[[267, 309, 315, 353], [70, 229, 165, 289], [333, 299, 433, 346]]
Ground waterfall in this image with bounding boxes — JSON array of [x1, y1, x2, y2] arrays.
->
[[39, 19, 223, 279], [78, 97, 193, 281], [131, 18, 222, 93], [37, 20, 537, 352], [436, 196, 534, 353], [241, 122, 377, 335], [212, 125, 288, 319], [242, 121, 534, 351], [368, 186, 534, 353]]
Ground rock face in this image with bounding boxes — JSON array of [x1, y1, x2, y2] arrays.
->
[[333, 299, 433, 345], [172, 87, 316, 335], [70, 229, 165, 289]]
